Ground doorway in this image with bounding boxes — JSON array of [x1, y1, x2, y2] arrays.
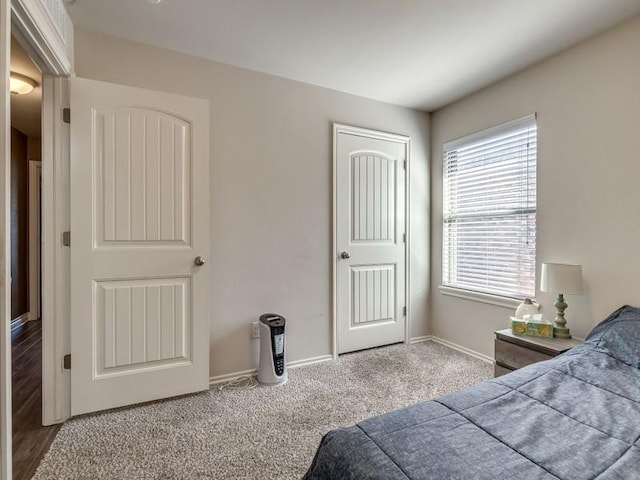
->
[[333, 124, 411, 355], [1, 1, 75, 477], [9, 35, 60, 480]]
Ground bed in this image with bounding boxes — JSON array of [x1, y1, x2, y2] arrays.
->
[[303, 305, 640, 480]]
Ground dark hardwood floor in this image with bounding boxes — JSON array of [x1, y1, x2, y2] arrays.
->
[[11, 319, 61, 480]]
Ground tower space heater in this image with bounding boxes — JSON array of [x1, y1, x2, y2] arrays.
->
[[258, 313, 287, 386]]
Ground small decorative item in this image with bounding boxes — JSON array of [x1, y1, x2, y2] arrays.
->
[[515, 298, 538, 319], [511, 315, 553, 338]]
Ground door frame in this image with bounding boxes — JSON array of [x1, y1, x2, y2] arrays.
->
[[1, 0, 74, 476], [332, 124, 411, 361], [1, 1, 12, 477], [28, 160, 41, 321], [41, 75, 71, 425]]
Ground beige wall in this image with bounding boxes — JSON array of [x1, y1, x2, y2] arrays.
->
[[73, 29, 430, 378], [10, 127, 28, 320], [430, 16, 640, 358], [27, 137, 41, 162]]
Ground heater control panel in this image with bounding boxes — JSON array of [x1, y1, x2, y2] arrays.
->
[[273, 333, 284, 356], [274, 357, 285, 376]]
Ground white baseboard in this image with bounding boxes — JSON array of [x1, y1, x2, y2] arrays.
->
[[288, 354, 333, 369], [429, 336, 493, 364], [409, 335, 432, 344], [209, 368, 257, 385], [209, 341, 491, 386], [209, 354, 334, 386], [10, 312, 30, 328]]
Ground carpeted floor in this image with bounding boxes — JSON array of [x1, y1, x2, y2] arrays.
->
[[33, 341, 492, 479]]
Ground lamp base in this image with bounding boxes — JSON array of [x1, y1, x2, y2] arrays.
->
[[553, 293, 572, 339], [553, 325, 572, 339]]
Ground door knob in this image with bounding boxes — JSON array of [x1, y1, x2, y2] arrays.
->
[[194, 256, 206, 266], [340, 251, 350, 259]]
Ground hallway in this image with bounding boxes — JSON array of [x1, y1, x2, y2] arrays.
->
[[11, 320, 60, 479]]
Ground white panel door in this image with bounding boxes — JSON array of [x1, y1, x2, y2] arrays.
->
[[70, 78, 210, 415], [335, 127, 408, 354]]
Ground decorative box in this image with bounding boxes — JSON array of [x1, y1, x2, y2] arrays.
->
[[510, 317, 553, 338]]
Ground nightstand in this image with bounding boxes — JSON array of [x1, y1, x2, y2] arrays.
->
[[494, 328, 581, 377]]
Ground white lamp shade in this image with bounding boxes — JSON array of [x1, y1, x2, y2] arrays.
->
[[540, 263, 583, 295]]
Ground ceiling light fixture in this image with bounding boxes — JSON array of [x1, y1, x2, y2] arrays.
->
[[145, 0, 162, 4], [9, 72, 38, 95]]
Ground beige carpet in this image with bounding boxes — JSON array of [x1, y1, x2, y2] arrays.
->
[[33, 341, 492, 479]]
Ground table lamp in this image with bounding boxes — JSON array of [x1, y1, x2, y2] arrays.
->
[[540, 263, 583, 339]]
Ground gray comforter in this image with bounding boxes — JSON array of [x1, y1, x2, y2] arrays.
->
[[303, 305, 640, 480]]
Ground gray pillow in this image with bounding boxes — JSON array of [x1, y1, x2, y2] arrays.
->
[[585, 305, 640, 368]]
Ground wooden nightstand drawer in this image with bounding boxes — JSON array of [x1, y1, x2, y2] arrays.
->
[[495, 339, 553, 370], [493, 328, 581, 378], [494, 363, 513, 377]]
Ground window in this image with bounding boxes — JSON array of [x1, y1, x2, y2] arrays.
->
[[442, 114, 537, 300]]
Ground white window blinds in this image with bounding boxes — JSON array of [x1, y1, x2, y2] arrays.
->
[[442, 114, 537, 299]]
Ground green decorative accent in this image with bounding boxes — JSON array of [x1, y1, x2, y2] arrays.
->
[[511, 318, 553, 338], [553, 293, 572, 339]]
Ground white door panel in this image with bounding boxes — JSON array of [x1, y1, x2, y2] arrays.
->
[[336, 129, 408, 354], [70, 78, 210, 415], [95, 108, 191, 246]]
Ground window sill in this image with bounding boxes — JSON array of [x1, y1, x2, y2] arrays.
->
[[438, 286, 530, 309]]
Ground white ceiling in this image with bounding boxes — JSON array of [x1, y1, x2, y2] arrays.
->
[[67, 0, 640, 111]]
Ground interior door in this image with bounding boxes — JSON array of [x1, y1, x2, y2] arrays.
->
[[335, 126, 408, 354], [70, 78, 210, 415]]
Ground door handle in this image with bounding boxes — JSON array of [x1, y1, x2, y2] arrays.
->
[[194, 256, 206, 266], [340, 251, 350, 259]]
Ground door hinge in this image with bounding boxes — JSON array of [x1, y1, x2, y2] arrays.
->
[[62, 231, 71, 247], [403, 233, 406, 243], [63, 354, 71, 370], [62, 107, 70, 124], [403, 159, 407, 170], [403, 306, 407, 316]]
